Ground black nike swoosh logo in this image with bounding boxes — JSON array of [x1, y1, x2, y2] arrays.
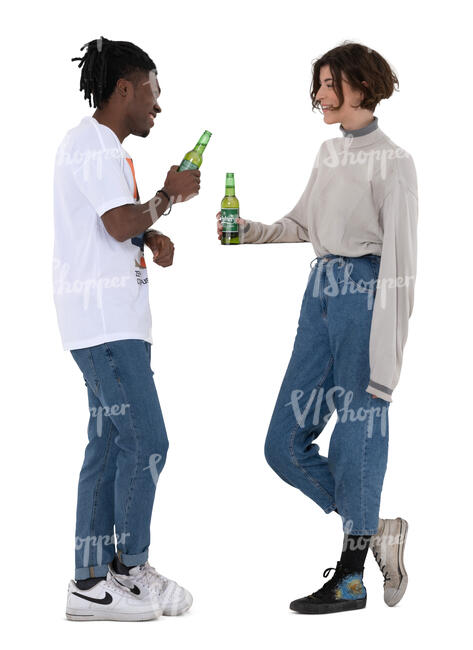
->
[[72, 591, 113, 605], [114, 578, 141, 595]]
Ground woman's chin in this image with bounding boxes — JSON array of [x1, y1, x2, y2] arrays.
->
[[323, 113, 338, 125]]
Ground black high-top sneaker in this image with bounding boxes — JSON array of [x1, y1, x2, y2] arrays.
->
[[289, 561, 367, 614]]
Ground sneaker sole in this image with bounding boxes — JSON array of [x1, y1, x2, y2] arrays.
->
[[385, 518, 408, 607], [65, 609, 160, 621], [162, 603, 192, 616], [162, 594, 193, 616], [290, 597, 367, 615]]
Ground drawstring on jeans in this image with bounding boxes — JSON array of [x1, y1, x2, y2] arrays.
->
[[310, 254, 346, 269]]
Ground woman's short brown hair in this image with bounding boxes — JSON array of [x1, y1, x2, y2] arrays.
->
[[310, 41, 399, 113]]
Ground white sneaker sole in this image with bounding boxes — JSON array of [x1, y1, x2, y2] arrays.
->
[[162, 595, 193, 616], [66, 608, 160, 621]]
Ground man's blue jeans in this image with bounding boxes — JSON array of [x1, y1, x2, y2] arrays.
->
[[264, 254, 390, 535], [70, 339, 168, 579]]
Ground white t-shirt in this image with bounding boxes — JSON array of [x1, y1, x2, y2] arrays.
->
[[53, 116, 152, 350]]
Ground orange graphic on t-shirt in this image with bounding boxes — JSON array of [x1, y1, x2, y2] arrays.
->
[[135, 255, 147, 269], [126, 157, 146, 270], [126, 158, 138, 200]]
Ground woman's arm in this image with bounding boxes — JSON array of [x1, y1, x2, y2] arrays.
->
[[230, 149, 321, 244], [367, 154, 418, 402]]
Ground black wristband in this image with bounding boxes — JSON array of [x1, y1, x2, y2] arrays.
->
[[156, 188, 172, 216]]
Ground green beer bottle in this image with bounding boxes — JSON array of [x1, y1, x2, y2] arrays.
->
[[178, 130, 212, 171], [221, 173, 240, 245]]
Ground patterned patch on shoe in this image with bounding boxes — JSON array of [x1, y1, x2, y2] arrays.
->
[[334, 574, 366, 600]]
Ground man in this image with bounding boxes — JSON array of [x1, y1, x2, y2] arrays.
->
[[53, 36, 200, 621]]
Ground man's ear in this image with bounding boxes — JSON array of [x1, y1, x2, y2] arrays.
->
[[116, 78, 131, 99]]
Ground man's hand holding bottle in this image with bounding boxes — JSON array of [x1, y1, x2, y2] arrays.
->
[[162, 165, 201, 204]]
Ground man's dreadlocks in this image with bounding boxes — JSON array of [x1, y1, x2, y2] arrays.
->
[[71, 36, 157, 109]]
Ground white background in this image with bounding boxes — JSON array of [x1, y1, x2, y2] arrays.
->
[[1, 0, 470, 646]]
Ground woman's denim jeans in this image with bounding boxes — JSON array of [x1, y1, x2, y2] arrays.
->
[[264, 254, 390, 535], [70, 339, 169, 579]]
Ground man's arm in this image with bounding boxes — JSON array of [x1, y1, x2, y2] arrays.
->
[[101, 164, 200, 242], [101, 193, 170, 242]]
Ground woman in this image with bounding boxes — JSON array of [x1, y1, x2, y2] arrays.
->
[[216, 42, 417, 615]]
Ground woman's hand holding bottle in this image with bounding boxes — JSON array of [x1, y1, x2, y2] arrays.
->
[[216, 211, 246, 241]]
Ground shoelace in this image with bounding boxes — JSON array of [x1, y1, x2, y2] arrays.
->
[[372, 549, 391, 585], [308, 562, 366, 599], [323, 567, 336, 580], [308, 566, 340, 599], [140, 562, 169, 594]]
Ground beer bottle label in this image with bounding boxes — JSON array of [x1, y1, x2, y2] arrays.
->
[[179, 159, 199, 171], [221, 208, 239, 232]]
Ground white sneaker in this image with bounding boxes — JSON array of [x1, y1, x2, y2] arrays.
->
[[66, 570, 162, 621], [110, 561, 193, 615], [370, 517, 409, 606]]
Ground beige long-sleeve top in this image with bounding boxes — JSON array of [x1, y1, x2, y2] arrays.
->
[[241, 117, 418, 402]]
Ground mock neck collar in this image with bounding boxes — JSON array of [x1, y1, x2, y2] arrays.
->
[[339, 115, 378, 138]]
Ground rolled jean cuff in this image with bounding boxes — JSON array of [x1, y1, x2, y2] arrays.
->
[[75, 563, 110, 580], [118, 548, 149, 567], [324, 503, 338, 514], [342, 525, 379, 535]]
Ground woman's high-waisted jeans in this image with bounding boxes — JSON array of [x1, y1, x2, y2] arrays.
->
[[264, 254, 390, 535]]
